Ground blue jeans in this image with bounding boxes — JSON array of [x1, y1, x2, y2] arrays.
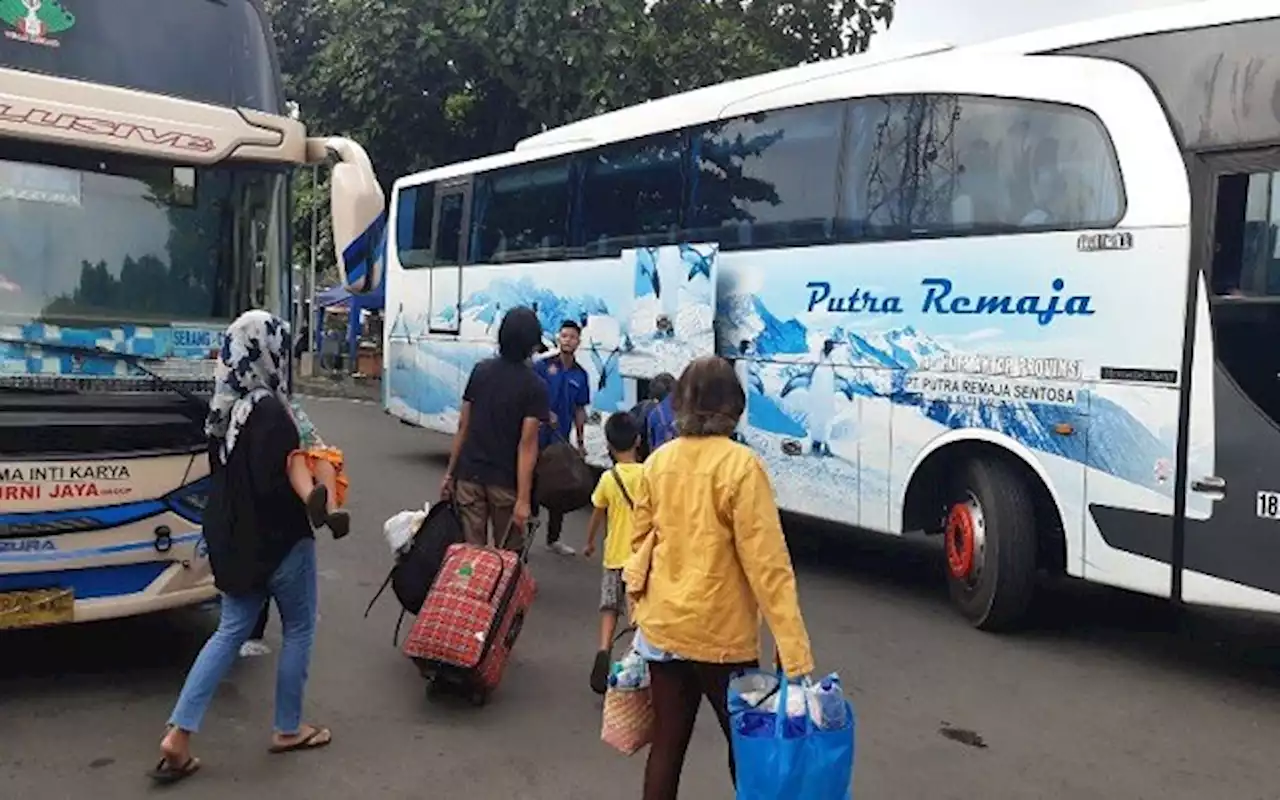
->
[[169, 538, 317, 735]]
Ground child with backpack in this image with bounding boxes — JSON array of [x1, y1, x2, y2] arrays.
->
[[630, 372, 677, 461], [583, 413, 644, 694]]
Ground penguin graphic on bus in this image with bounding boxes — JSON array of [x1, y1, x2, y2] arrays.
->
[[733, 339, 763, 442], [635, 247, 677, 338], [780, 338, 859, 457], [635, 244, 713, 339]]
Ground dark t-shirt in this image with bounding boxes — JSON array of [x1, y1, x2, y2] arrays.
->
[[456, 358, 550, 489], [202, 394, 313, 595]]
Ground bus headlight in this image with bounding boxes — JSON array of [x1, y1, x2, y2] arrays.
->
[[165, 477, 211, 524]]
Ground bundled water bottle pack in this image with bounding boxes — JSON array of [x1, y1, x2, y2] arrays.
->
[[728, 668, 856, 798], [728, 671, 849, 738], [608, 646, 650, 691]]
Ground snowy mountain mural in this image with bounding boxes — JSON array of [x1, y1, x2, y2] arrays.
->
[[722, 290, 1176, 496], [462, 277, 612, 338], [718, 294, 807, 356]]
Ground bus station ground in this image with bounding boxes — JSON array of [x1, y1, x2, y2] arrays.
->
[[4, 396, 1280, 799]]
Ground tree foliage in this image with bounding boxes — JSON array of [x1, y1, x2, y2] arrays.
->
[[264, 0, 893, 276]]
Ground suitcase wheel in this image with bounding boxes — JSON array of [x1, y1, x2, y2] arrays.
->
[[468, 688, 489, 707]]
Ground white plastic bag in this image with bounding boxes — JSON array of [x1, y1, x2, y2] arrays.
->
[[382, 503, 429, 556]]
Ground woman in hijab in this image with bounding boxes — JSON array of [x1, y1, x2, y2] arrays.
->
[[150, 310, 330, 785]]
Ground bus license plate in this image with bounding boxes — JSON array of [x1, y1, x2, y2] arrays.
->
[[0, 588, 74, 630]]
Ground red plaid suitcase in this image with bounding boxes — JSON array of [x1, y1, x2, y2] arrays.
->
[[401, 538, 537, 705]]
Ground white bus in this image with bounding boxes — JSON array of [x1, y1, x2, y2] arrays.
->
[[383, 0, 1280, 629], [0, 0, 384, 631]]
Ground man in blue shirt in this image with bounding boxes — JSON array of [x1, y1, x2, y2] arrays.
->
[[533, 320, 591, 555]]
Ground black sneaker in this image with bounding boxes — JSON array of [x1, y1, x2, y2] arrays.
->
[[327, 510, 351, 540], [590, 649, 611, 695], [305, 485, 329, 529]]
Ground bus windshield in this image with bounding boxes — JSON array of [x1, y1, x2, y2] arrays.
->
[[0, 0, 279, 112], [0, 141, 286, 343]]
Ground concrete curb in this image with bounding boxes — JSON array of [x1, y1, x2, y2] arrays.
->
[[295, 377, 382, 403]]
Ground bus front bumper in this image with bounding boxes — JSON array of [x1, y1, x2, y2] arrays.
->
[[0, 559, 218, 630]]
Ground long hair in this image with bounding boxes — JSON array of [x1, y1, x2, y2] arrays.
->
[[672, 356, 745, 438], [498, 307, 543, 362]]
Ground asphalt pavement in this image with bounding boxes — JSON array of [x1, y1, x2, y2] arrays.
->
[[4, 397, 1280, 799]]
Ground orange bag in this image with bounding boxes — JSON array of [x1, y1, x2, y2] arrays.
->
[[601, 686, 655, 756]]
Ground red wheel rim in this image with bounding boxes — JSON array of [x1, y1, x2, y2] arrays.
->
[[945, 504, 975, 580]]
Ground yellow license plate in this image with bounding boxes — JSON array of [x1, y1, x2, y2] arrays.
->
[[0, 588, 75, 631]]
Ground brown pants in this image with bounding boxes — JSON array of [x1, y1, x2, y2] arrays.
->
[[455, 481, 523, 551], [643, 659, 757, 800]]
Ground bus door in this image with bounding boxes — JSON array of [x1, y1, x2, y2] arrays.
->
[[1181, 148, 1280, 610], [428, 177, 471, 335]]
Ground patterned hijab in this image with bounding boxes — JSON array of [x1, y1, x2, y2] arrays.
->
[[205, 310, 291, 463]]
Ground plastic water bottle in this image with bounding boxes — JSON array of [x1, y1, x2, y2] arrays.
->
[[729, 672, 780, 715], [609, 650, 648, 690], [810, 675, 848, 731]]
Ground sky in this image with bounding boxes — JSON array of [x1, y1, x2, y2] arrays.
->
[[871, 0, 1197, 49]]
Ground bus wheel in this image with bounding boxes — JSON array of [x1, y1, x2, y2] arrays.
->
[[945, 456, 1038, 631]]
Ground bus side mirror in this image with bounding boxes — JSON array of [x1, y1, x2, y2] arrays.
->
[[314, 137, 385, 295]]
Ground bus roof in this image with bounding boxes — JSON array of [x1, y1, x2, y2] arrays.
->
[[393, 40, 955, 190], [393, 0, 1279, 191], [512, 40, 954, 153], [967, 0, 1279, 56]]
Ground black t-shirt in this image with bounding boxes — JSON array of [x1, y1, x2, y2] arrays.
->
[[456, 358, 550, 490], [202, 394, 313, 595]]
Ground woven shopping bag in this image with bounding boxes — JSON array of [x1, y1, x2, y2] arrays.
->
[[601, 686, 655, 755]]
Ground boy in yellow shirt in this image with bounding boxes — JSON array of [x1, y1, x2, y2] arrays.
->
[[583, 412, 644, 695]]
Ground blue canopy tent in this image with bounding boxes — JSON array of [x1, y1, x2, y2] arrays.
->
[[312, 279, 385, 366]]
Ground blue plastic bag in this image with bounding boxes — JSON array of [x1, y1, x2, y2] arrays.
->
[[730, 670, 855, 800]]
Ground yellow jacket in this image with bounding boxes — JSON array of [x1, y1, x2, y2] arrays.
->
[[625, 435, 814, 678]]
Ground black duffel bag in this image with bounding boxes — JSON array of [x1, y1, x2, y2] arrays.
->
[[535, 436, 595, 514], [365, 501, 465, 641]]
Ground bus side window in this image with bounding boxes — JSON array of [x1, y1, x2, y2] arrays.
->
[[572, 133, 686, 256], [470, 160, 571, 264], [684, 103, 843, 250], [435, 192, 465, 266], [840, 94, 1124, 240], [395, 183, 436, 269]]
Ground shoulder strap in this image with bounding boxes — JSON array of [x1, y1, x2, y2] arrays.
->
[[653, 401, 672, 437], [611, 466, 635, 509]]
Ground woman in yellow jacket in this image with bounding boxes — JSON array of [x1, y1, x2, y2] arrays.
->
[[624, 355, 814, 800]]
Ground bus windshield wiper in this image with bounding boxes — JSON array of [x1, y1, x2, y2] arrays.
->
[[0, 337, 210, 421]]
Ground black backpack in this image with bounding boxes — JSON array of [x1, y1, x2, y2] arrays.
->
[[629, 399, 658, 461], [364, 502, 465, 641]]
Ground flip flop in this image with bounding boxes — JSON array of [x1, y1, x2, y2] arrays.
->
[[590, 649, 611, 696], [148, 756, 201, 785], [269, 725, 332, 754]]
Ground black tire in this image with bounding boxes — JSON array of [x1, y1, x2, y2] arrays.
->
[[945, 456, 1039, 631]]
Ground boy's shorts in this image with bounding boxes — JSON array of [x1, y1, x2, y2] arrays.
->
[[599, 568, 625, 614]]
